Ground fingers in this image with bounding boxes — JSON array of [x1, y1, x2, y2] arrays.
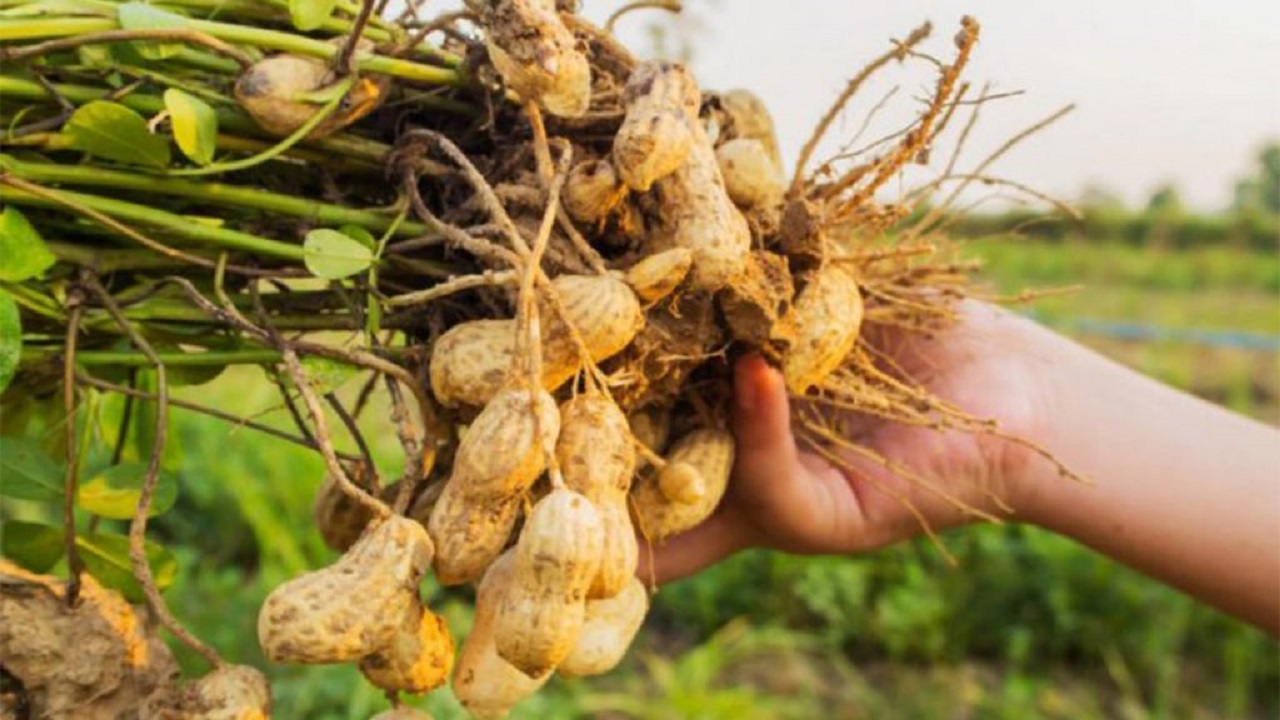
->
[[635, 510, 753, 585], [732, 354, 801, 493]]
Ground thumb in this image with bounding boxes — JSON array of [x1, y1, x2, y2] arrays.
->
[[732, 354, 801, 493]]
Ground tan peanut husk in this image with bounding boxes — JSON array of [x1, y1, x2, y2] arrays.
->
[[612, 61, 699, 191], [624, 248, 694, 305], [631, 428, 736, 542], [258, 515, 432, 664], [483, 0, 591, 117], [429, 274, 643, 408], [558, 577, 649, 678], [146, 664, 272, 720], [494, 488, 604, 677], [556, 393, 640, 599], [359, 601, 455, 694], [453, 553, 551, 719], [782, 263, 865, 394]]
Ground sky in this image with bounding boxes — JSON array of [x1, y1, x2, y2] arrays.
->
[[543, 1, 1279, 212]]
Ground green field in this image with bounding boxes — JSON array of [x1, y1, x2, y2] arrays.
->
[[4, 237, 1278, 718]]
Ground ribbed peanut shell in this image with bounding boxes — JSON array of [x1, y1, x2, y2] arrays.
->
[[612, 61, 700, 191], [451, 386, 559, 499], [631, 428, 735, 542], [428, 483, 521, 587], [558, 577, 649, 678], [234, 55, 383, 139], [453, 553, 550, 719], [149, 664, 271, 720], [359, 602, 455, 694], [719, 88, 782, 168], [494, 489, 604, 677], [429, 276, 644, 408], [782, 265, 864, 394], [624, 248, 694, 304], [483, 0, 590, 117], [312, 475, 400, 553], [717, 138, 785, 210], [556, 394, 639, 598], [564, 159, 624, 225], [651, 114, 752, 291], [257, 516, 432, 664], [627, 406, 672, 455]]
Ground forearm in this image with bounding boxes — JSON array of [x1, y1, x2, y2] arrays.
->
[[1018, 325, 1280, 633]]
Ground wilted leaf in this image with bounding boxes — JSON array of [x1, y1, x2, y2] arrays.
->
[[77, 461, 178, 519], [1, 521, 65, 573], [164, 88, 217, 166], [0, 435, 63, 501], [289, 0, 337, 31], [0, 206, 56, 282], [0, 290, 20, 393], [304, 228, 373, 279], [116, 1, 186, 59], [65, 101, 171, 168], [77, 531, 178, 601]]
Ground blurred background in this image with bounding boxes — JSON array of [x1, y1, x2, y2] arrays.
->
[[5, 1, 1279, 718]]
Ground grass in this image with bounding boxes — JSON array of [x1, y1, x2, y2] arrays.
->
[[2, 236, 1277, 718]]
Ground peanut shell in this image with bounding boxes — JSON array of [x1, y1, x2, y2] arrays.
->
[[359, 601, 455, 694], [782, 264, 864, 394], [631, 428, 735, 542], [558, 577, 649, 678]]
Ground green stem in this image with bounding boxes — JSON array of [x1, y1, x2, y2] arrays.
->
[[22, 347, 285, 366], [0, 184, 307, 261], [47, 241, 214, 271], [0, 16, 463, 85]]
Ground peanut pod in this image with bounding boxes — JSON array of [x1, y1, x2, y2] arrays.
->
[[717, 138, 785, 210], [494, 488, 604, 677], [558, 577, 649, 678], [482, 0, 591, 117], [147, 664, 272, 720], [612, 61, 700, 191], [782, 264, 864, 394], [429, 274, 644, 408], [453, 553, 551, 719], [359, 601, 455, 694], [631, 428, 735, 542], [258, 516, 432, 664], [624, 248, 694, 305], [234, 54, 386, 139], [557, 393, 640, 599]]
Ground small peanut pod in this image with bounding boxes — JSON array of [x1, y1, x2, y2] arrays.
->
[[782, 264, 865, 394], [623, 248, 694, 305], [631, 428, 735, 542], [258, 515, 433, 664], [628, 406, 672, 456], [428, 487, 521, 586], [558, 577, 649, 678], [429, 387, 557, 585], [612, 61, 700, 191], [453, 553, 551, 719], [557, 394, 639, 599], [564, 159, 625, 226], [718, 88, 783, 169], [359, 601, 455, 694], [234, 54, 386, 139], [429, 274, 644, 408], [313, 475, 400, 553], [148, 664, 272, 720], [650, 104, 752, 291], [717, 138, 785, 210], [483, 0, 591, 117], [494, 488, 604, 677]]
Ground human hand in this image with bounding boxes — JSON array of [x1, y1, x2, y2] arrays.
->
[[639, 300, 1062, 583]]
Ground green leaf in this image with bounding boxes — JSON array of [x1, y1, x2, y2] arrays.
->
[[0, 436, 64, 501], [0, 290, 19, 394], [64, 101, 171, 168], [0, 206, 57, 282], [76, 461, 178, 519], [77, 531, 177, 601], [288, 0, 337, 31], [1, 521, 65, 573], [164, 88, 217, 166], [116, 1, 186, 59], [338, 224, 377, 249], [303, 228, 373, 279]]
